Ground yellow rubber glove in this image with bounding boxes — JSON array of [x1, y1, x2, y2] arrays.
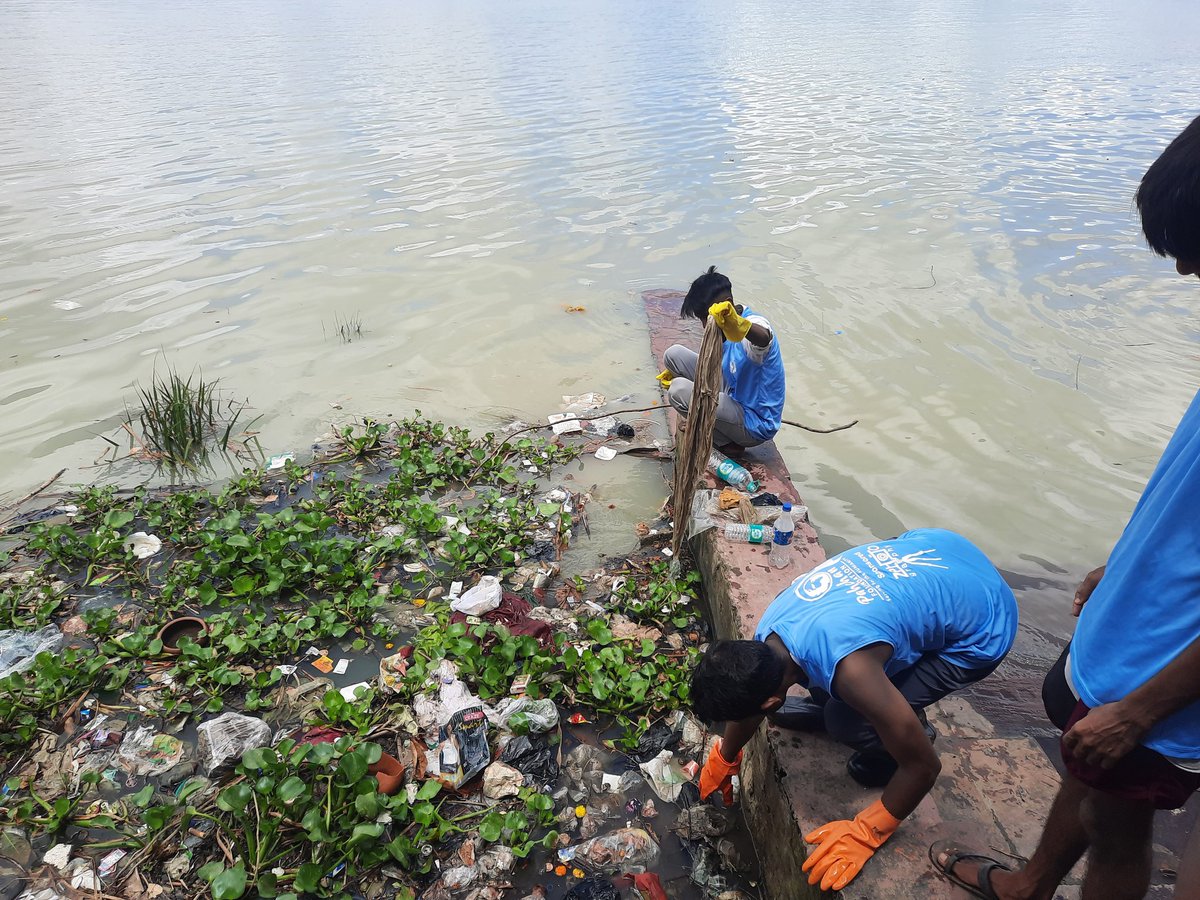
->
[[708, 301, 752, 342], [698, 740, 741, 804], [656, 369, 674, 389], [801, 799, 901, 891]]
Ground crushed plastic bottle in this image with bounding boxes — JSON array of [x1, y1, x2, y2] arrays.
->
[[708, 453, 757, 492], [723, 523, 775, 544]]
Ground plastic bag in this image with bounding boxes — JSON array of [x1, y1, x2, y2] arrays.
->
[[116, 727, 194, 782], [630, 873, 669, 900], [482, 761, 523, 800], [0, 625, 62, 677], [638, 751, 689, 802], [563, 879, 619, 900], [196, 713, 271, 776], [450, 576, 502, 615], [488, 696, 559, 734], [434, 706, 490, 789], [564, 744, 605, 797], [672, 804, 735, 840], [628, 721, 682, 764], [498, 734, 559, 786], [567, 828, 660, 874], [378, 649, 410, 694], [688, 489, 719, 539]]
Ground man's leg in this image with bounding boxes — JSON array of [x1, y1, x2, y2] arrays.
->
[[663, 344, 698, 380], [935, 773, 1091, 900], [1079, 788, 1156, 900], [712, 392, 763, 449]]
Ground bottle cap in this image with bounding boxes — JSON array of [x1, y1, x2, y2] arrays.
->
[[782, 502, 792, 511]]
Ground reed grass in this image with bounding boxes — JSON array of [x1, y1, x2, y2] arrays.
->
[[124, 368, 259, 473]]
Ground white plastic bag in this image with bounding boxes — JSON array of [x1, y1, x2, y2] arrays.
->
[[488, 697, 560, 734], [450, 576, 502, 615], [638, 750, 690, 802]]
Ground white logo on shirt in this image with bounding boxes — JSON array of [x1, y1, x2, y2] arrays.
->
[[792, 545, 945, 605]]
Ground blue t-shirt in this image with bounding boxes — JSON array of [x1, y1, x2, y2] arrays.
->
[[722, 306, 785, 442], [1071, 388, 1200, 757], [754, 528, 1018, 696]]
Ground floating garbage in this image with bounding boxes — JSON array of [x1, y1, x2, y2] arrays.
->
[[566, 828, 660, 874], [638, 751, 690, 802], [378, 647, 411, 694], [562, 392, 606, 411], [0, 625, 62, 678], [489, 696, 559, 734], [122, 531, 162, 559], [195, 713, 271, 777], [434, 707, 490, 790], [672, 805, 735, 841], [563, 878, 620, 900], [450, 575, 503, 615], [594, 446, 617, 461], [482, 761, 523, 800], [116, 727, 194, 782], [266, 453, 294, 470], [499, 734, 559, 786]]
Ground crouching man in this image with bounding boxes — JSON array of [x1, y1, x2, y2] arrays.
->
[[689, 527, 1018, 892]]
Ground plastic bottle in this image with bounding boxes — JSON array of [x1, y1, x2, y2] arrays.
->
[[724, 523, 775, 544], [708, 451, 758, 492], [769, 503, 795, 568]]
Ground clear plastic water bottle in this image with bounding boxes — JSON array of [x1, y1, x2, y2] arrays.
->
[[724, 523, 775, 544], [769, 502, 795, 568], [708, 451, 758, 492]]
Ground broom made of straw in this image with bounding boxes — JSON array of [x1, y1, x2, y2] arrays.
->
[[671, 317, 725, 558]]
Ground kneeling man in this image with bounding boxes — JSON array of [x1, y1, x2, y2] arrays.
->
[[690, 527, 1017, 891]]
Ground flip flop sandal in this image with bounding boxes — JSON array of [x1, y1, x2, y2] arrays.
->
[[928, 839, 1014, 899]]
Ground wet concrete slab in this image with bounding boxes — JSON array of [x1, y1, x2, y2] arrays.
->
[[641, 290, 1157, 899]]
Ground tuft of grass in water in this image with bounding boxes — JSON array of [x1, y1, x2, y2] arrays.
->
[[123, 367, 260, 474], [324, 312, 364, 344]]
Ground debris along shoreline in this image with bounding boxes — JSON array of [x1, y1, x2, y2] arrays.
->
[[0, 413, 760, 900]]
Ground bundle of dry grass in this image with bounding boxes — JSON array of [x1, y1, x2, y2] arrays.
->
[[671, 317, 724, 558]]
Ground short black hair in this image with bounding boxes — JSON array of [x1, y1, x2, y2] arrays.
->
[[1137, 114, 1200, 262], [690, 640, 785, 723], [681, 265, 733, 320]]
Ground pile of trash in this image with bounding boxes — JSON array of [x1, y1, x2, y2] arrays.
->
[[0, 415, 760, 899]]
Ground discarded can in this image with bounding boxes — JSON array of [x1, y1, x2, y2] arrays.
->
[[510, 675, 532, 696], [419, 844, 434, 860]]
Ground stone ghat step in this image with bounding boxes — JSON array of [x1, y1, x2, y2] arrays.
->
[[641, 290, 1116, 899]]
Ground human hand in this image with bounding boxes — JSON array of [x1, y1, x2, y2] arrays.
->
[[656, 369, 674, 389], [1072, 565, 1106, 617], [698, 740, 741, 804], [1061, 700, 1148, 769], [708, 301, 751, 342], [802, 800, 900, 891]]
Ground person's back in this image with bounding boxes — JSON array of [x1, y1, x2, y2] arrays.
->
[[756, 528, 1017, 693]]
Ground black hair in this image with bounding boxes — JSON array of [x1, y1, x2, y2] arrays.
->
[[680, 265, 733, 320], [1137, 114, 1200, 262], [690, 639, 785, 723]]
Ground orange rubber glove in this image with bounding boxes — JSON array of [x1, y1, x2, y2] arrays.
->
[[656, 368, 674, 389], [801, 799, 901, 891], [708, 300, 752, 342], [698, 740, 741, 804]]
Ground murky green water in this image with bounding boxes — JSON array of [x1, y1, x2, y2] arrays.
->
[[2, 0, 1199, 667]]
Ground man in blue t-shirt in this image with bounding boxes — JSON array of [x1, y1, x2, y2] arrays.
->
[[930, 115, 1200, 900], [690, 528, 1018, 892], [657, 265, 785, 448]]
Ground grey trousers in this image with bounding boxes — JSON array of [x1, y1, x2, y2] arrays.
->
[[813, 653, 1000, 755], [663, 344, 763, 449]]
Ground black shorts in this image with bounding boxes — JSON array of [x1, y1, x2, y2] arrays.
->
[[1043, 644, 1200, 810]]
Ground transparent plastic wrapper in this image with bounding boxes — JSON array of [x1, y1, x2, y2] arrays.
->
[[450, 575, 503, 615], [378, 649, 409, 694], [688, 489, 720, 539], [116, 727, 195, 782], [672, 804, 735, 840], [0, 625, 62, 677], [434, 706, 490, 789], [638, 750, 690, 802], [487, 696, 559, 734], [564, 744, 605, 797], [567, 827, 660, 874], [196, 713, 271, 776]]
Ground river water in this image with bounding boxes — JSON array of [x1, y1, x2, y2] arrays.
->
[[2, 0, 1199, 669]]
